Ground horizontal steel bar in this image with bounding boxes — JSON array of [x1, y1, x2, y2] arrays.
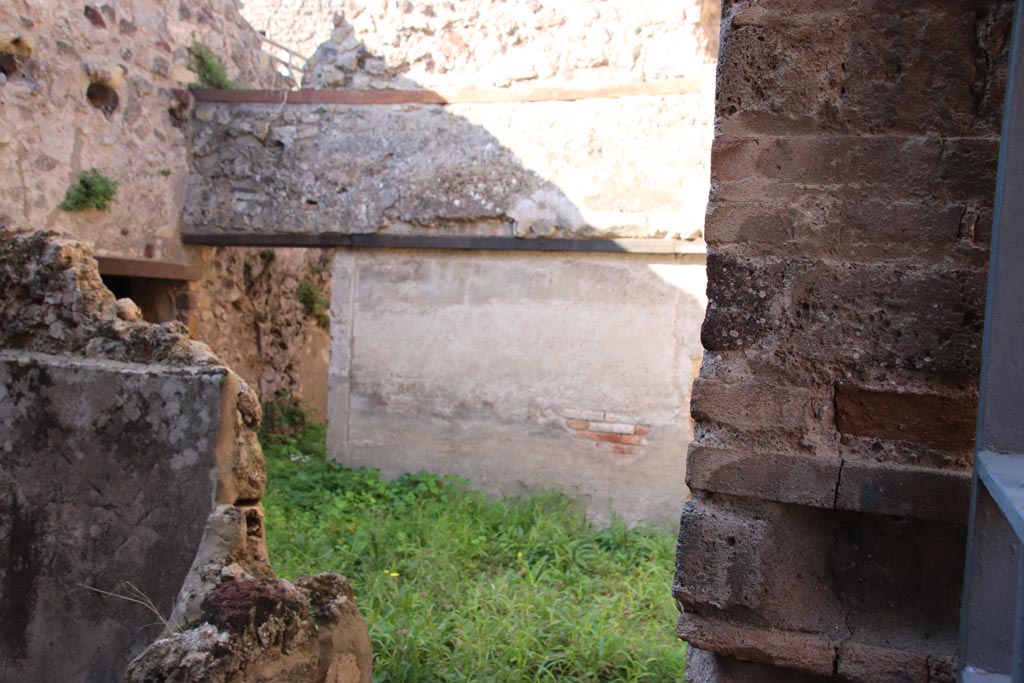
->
[[180, 232, 708, 256], [188, 77, 702, 106]]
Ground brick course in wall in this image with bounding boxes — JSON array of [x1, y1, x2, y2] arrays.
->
[[675, 0, 1015, 680]]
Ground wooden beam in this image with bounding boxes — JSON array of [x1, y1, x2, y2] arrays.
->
[[180, 232, 707, 256], [95, 255, 201, 281], [189, 77, 702, 106]]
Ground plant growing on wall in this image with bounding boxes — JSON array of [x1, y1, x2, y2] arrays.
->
[[186, 40, 235, 89], [297, 280, 330, 329], [59, 169, 118, 211], [260, 390, 309, 438]]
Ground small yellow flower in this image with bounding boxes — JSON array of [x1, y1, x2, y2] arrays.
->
[[390, 572, 400, 578], [383, 569, 391, 575], [517, 552, 523, 559]]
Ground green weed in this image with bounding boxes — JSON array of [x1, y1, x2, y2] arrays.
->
[[260, 391, 309, 439], [262, 424, 686, 682], [297, 280, 330, 329], [186, 40, 235, 89], [59, 169, 118, 211]]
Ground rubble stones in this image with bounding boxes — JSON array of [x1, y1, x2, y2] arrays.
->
[[127, 574, 371, 683], [0, 229, 370, 682]]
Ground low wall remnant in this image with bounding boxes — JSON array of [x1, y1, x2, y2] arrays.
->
[[0, 228, 371, 683]]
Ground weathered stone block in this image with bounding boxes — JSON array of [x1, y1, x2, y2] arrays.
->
[[0, 353, 224, 682], [676, 613, 836, 677], [835, 384, 977, 449], [686, 445, 840, 508], [836, 641, 930, 683], [690, 378, 818, 435], [675, 497, 965, 669], [715, 12, 848, 134], [712, 136, 998, 205], [701, 253, 784, 350], [705, 201, 796, 248], [675, 500, 768, 611], [707, 197, 987, 265], [127, 574, 372, 683], [835, 460, 972, 523], [786, 263, 987, 376], [685, 648, 835, 683], [716, 0, 1013, 137]]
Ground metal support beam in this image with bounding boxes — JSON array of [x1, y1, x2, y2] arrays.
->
[[181, 232, 707, 259]]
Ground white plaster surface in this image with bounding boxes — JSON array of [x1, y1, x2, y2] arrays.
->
[[327, 249, 706, 524]]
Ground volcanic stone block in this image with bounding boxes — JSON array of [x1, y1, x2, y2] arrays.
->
[[712, 136, 998, 205], [675, 497, 966, 668], [786, 263, 988, 376], [690, 377, 818, 435], [701, 253, 784, 350], [675, 500, 769, 610], [686, 445, 840, 508], [707, 197, 985, 265], [835, 385, 977, 449], [685, 648, 836, 683], [716, 0, 1013, 137], [0, 352, 226, 682]]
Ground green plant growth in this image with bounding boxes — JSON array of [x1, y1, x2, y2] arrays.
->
[[262, 423, 687, 682], [59, 169, 118, 211], [186, 40, 235, 89], [297, 280, 330, 329], [260, 390, 309, 439]]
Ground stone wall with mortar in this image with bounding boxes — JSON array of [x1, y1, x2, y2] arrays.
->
[[186, 246, 333, 421], [0, 0, 330, 414], [0, 228, 370, 682], [675, 0, 1013, 680], [241, 0, 721, 88], [0, 0, 283, 261], [186, 95, 712, 241], [187, 0, 718, 522]]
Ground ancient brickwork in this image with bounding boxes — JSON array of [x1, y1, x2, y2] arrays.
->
[[676, 1, 1014, 680], [0, 229, 369, 682]]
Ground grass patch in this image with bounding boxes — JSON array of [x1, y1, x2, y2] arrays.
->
[[59, 169, 118, 211], [262, 423, 686, 682]]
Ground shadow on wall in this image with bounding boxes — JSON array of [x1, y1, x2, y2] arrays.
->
[[189, 15, 715, 524], [186, 12, 714, 242]]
